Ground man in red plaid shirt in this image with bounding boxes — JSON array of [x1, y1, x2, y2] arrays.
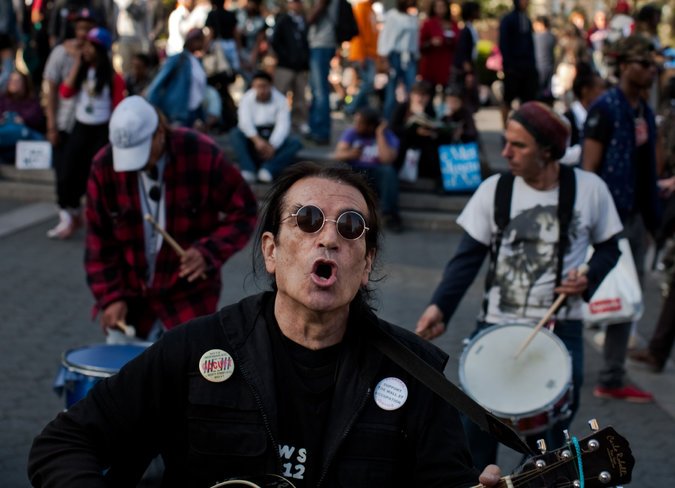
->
[[85, 96, 258, 340]]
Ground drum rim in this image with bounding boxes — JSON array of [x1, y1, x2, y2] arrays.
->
[[62, 343, 150, 378], [458, 323, 572, 418]]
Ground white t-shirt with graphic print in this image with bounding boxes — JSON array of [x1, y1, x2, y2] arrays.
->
[[457, 168, 623, 324]]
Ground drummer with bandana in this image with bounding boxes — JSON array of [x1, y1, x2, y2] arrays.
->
[[416, 102, 623, 469]]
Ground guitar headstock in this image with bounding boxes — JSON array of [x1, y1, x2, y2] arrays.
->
[[512, 423, 634, 487]]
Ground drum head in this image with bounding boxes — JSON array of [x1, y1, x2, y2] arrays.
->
[[459, 324, 571, 417], [62, 343, 149, 378]]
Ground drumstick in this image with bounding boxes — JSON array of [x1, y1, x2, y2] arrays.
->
[[514, 264, 589, 359], [115, 320, 137, 337], [144, 214, 206, 280], [144, 213, 186, 257]]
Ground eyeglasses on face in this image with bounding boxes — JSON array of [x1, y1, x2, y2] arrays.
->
[[284, 204, 369, 240]]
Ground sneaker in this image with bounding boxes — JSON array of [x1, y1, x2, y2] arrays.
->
[[299, 123, 311, 136], [46, 209, 81, 240], [628, 348, 665, 373], [240, 170, 256, 184], [593, 385, 654, 403], [257, 168, 273, 183]]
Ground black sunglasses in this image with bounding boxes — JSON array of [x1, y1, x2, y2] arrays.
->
[[284, 205, 369, 240]]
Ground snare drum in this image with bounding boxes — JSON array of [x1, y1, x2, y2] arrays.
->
[[459, 323, 572, 435], [54, 343, 149, 408]]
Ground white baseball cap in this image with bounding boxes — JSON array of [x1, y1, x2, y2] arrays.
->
[[109, 96, 159, 172]]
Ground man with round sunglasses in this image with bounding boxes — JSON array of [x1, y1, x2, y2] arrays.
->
[[29, 161, 503, 487]]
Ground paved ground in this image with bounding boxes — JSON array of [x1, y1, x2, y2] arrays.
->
[[1, 108, 674, 486]]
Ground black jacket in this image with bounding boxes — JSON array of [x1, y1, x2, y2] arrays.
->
[[28, 293, 478, 487], [272, 13, 310, 71]]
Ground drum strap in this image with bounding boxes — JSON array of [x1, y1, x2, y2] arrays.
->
[[483, 165, 577, 314], [369, 325, 534, 455]]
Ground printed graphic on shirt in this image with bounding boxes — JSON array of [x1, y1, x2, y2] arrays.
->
[[198, 349, 235, 382], [279, 444, 307, 480], [491, 205, 579, 317]]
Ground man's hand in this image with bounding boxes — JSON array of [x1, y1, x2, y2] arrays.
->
[[101, 300, 128, 335], [253, 138, 275, 160], [478, 464, 502, 486], [415, 304, 446, 340], [179, 247, 207, 282], [375, 120, 388, 137], [46, 128, 60, 146], [554, 267, 588, 296]]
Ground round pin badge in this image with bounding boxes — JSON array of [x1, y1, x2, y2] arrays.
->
[[199, 349, 235, 383], [374, 377, 408, 411]]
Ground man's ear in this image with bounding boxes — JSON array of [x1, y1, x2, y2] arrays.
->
[[361, 249, 375, 287], [261, 231, 277, 274]]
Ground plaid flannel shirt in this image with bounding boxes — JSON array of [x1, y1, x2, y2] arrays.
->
[[85, 128, 258, 336]]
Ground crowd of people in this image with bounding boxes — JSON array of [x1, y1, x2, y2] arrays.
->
[[0, 0, 673, 484]]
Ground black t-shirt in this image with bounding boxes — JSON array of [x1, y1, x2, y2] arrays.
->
[[205, 8, 238, 40], [264, 299, 342, 487]]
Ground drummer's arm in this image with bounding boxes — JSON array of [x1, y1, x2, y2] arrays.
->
[[417, 232, 488, 338], [555, 236, 621, 298]]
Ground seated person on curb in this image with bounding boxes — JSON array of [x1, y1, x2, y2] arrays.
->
[[0, 71, 46, 162], [390, 80, 440, 183], [230, 70, 303, 183], [334, 106, 403, 232], [438, 85, 478, 145], [28, 161, 503, 488]]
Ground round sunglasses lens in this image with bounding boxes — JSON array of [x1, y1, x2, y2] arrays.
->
[[337, 212, 365, 239], [296, 205, 324, 233]]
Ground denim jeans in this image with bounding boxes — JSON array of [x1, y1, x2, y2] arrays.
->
[[346, 59, 376, 115], [308, 47, 334, 140], [229, 127, 303, 177], [357, 165, 400, 215], [0, 114, 45, 146], [461, 320, 584, 470], [383, 52, 417, 120]]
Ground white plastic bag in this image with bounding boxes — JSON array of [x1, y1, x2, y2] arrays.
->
[[583, 238, 643, 325]]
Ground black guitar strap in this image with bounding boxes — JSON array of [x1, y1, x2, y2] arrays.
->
[[369, 325, 534, 455]]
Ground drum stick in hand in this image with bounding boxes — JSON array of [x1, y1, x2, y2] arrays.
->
[[143, 214, 207, 280], [115, 320, 137, 337], [514, 264, 589, 359], [144, 213, 186, 257]]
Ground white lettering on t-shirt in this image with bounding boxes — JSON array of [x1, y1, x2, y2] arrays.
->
[[279, 444, 307, 480]]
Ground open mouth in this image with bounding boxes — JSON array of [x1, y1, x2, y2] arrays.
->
[[311, 259, 337, 285]]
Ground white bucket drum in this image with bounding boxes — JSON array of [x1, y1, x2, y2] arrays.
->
[[459, 323, 573, 435]]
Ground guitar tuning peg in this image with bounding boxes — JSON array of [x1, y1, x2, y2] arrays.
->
[[563, 429, 570, 442], [537, 439, 547, 454], [588, 419, 600, 432]]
